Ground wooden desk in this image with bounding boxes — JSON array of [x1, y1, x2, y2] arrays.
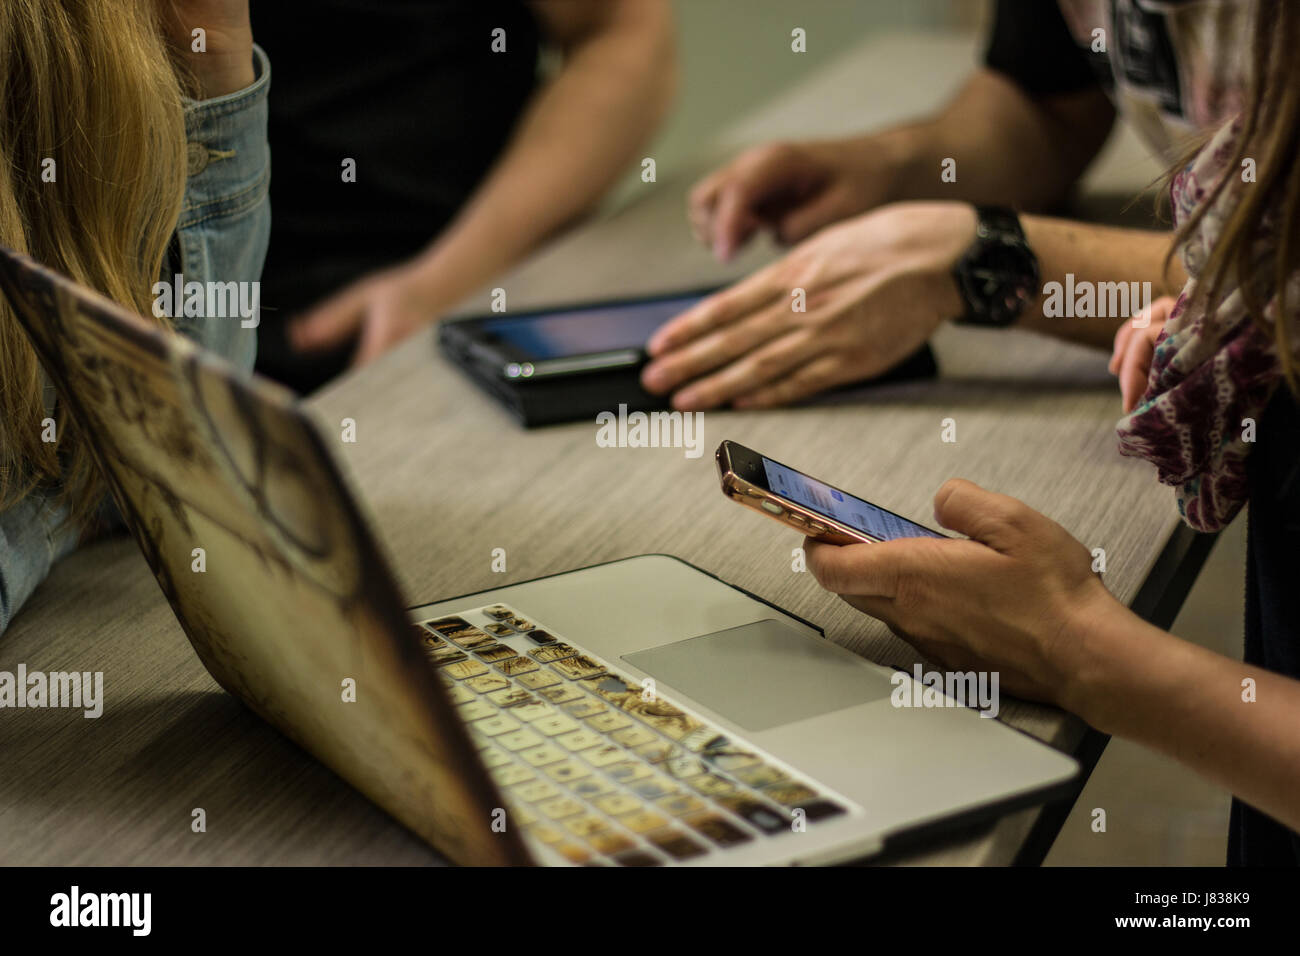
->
[[0, 33, 1205, 865]]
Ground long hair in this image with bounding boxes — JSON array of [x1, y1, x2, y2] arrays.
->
[[1170, 0, 1300, 391], [0, 0, 188, 530]]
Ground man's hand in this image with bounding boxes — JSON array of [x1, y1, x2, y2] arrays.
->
[[1109, 295, 1176, 412], [642, 201, 974, 410], [688, 137, 901, 261], [158, 0, 254, 98], [289, 265, 440, 367], [805, 478, 1124, 709]]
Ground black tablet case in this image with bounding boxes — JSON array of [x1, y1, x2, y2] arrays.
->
[[439, 318, 938, 428]]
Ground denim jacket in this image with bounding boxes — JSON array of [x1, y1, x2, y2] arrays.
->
[[0, 46, 271, 634]]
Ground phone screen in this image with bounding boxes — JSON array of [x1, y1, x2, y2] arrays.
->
[[761, 457, 945, 541], [479, 295, 702, 360]]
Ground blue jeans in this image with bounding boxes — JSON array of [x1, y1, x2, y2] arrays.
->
[[0, 47, 271, 634]]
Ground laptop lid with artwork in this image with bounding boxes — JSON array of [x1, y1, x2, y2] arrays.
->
[[0, 246, 528, 866]]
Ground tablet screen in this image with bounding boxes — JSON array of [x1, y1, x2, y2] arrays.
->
[[478, 295, 701, 360]]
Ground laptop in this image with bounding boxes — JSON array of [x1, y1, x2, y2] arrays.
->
[[0, 248, 1078, 866]]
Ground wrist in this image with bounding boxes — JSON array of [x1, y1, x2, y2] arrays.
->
[[1055, 587, 1148, 731], [184, 47, 255, 98]]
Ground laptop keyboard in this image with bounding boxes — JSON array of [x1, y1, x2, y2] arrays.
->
[[415, 604, 848, 866]]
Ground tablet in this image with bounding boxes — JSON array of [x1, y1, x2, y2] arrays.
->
[[437, 289, 938, 428]]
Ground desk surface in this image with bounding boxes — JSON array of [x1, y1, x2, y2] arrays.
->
[[0, 33, 1185, 866]]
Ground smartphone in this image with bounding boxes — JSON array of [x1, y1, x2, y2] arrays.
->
[[715, 440, 948, 544]]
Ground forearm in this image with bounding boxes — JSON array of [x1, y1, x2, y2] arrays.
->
[[1068, 602, 1300, 833], [406, 7, 675, 310], [869, 70, 1115, 211], [1014, 216, 1185, 348]]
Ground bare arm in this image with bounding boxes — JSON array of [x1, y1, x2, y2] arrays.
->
[[691, 67, 1117, 256], [1069, 600, 1300, 834], [408, 0, 677, 305], [290, 0, 676, 363]]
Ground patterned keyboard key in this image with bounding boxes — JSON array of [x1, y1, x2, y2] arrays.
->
[[478, 747, 512, 769], [511, 702, 555, 723], [568, 776, 617, 800], [610, 726, 658, 749], [656, 793, 706, 817], [428, 648, 467, 667], [543, 760, 592, 784], [732, 764, 790, 789], [529, 643, 578, 663], [490, 764, 535, 787], [475, 644, 517, 663], [515, 780, 561, 802], [606, 762, 652, 784], [474, 714, 521, 737], [416, 627, 444, 646], [628, 778, 679, 802], [586, 712, 633, 734], [533, 714, 580, 737], [424, 616, 471, 633], [484, 623, 513, 637], [516, 670, 563, 691], [497, 729, 544, 752], [527, 630, 557, 646], [563, 699, 608, 720], [486, 688, 535, 709], [593, 793, 642, 816], [687, 773, 739, 798], [646, 829, 708, 860], [588, 832, 635, 856], [556, 729, 603, 753], [718, 796, 787, 834], [518, 744, 567, 768], [552, 655, 606, 680], [634, 740, 676, 765], [446, 685, 474, 705], [579, 744, 626, 768], [441, 659, 488, 680], [451, 632, 496, 650], [497, 657, 539, 677], [762, 783, 819, 806], [538, 797, 584, 820], [563, 815, 610, 839], [457, 701, 496, 721], [662, 749, 708, 781], [535, 683, 582, 703], [482, 605, 513, 621], [618, 810, 669, 835], [526, 823, 563, 844], [507, 616, 534, 632], [466, 674, 510, 694], [685, 813, 753, 848]]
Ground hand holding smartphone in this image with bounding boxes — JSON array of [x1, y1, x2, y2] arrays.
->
[[716, 440, 947, 544]]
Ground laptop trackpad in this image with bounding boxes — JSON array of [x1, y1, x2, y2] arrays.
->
[[622, 619, 893, 733]]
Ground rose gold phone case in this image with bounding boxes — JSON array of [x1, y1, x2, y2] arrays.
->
[[716, 446, 877, 546]]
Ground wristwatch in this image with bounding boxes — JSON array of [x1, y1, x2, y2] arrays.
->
[[952, 205, 1040, 327]]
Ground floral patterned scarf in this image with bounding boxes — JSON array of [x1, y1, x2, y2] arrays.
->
[[1116, 118, 1292, 532]]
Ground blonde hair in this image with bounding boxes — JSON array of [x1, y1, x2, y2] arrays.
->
[[1171, 0, 1300, 391], [0, 0, 188, 530]]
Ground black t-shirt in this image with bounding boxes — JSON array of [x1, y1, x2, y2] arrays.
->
[[984, 0, 1101, 95], [251, 0, 540, 391]]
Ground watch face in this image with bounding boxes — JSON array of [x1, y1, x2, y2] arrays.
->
[[961, 231, 1038, 326]]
